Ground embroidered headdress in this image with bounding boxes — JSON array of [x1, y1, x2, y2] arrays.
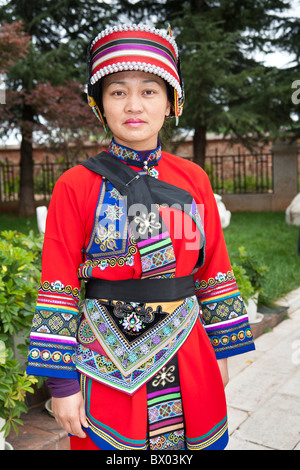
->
[[87, 24, 184, 127]]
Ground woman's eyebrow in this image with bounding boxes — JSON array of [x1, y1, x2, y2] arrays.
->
[[106, 78, 162, 87], [106, 80, 126, 87], [142, 79, 161, 84]]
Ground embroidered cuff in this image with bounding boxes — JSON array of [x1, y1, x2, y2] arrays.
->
[[203, 315, 255, 359]]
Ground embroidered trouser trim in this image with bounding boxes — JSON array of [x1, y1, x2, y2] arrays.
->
[[146, 355, 185, 450], [186, 416, 228, 450]]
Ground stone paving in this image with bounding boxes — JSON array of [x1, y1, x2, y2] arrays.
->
[[226, 287, 300, 450]]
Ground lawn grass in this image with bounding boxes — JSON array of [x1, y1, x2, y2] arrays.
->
[[0, 211, 299, 303], [223, 212, 300, 303], [0, 213, 38, 234]]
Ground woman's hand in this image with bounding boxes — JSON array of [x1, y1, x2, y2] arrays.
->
[[217, 358, 229, 388], [51, 391, 89, 438]]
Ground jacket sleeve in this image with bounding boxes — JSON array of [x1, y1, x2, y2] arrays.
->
[[193, 172, 255, 359], [26, 170, 86, 379]]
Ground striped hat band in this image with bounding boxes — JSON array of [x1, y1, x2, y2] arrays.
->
[[89, 25, 183, 100]]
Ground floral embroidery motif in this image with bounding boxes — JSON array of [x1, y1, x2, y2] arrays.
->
[[40, 280, 80, 300], [78, 319, 96, 345], [48, 315, 64, 331], [152, 364, 176, 387], [95, 224, 121, 251], [122, 312, 143, 333], [51, 280, 65, 291], [104, 204, 124, 222], [134, 211, 161, 236], [195, 270, 234, 291], [109, 187, 122, 200], [216, 303, 230, 318], [29, 346, 75, 366]]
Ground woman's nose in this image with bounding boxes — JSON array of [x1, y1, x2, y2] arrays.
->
[[124, 93, 143, 113]]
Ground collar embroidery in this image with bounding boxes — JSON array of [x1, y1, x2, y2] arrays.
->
[[108, 139, 161, 170]]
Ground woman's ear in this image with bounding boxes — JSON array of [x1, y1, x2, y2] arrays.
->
[[165, 102, 171, 117]]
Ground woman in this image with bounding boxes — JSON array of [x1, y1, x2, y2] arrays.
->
[[27, 24, 255, 451]]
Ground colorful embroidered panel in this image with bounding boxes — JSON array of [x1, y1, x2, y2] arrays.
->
[[75, 296, 199, 394], [204, 316, 254, 359], [85, 180, 128, 258], [137, 231, 176, 278], [108, 138, 162, 168], [195, 270, 255, 358], [147, 355, 185, 450], [78, 231, 137, 276], [27, 280, 80, 378]]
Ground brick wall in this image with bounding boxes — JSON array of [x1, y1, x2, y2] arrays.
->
[[0, 134, 272, 164]]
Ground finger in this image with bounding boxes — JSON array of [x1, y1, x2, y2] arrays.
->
[[79, 405, 89, 429], [70, 419, 87, 439]]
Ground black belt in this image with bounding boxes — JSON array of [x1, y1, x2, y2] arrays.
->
[[85, 275, 195, 303]]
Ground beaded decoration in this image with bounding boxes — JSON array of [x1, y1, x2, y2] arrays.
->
[[87, 96, 108, 134], [87, 24, 184, 124]]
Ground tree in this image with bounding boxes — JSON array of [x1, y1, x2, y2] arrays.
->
[[0, 20, 30, 73], [169, 0, 298, 167], [27, 80, 100, 164], [271, 8, 300, 139], [118, 0, 298, 167], [0, 0, 116, 216]]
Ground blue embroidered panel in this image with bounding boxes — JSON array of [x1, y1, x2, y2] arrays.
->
[[86, 181, 129, 258]]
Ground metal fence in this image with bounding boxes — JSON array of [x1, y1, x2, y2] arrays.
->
[[205, 149, 274, 194], [0, 156, 78, 203], [0, 151, 274, 203]]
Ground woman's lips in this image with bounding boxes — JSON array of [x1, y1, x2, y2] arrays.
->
[[124, 118, 145, 127]]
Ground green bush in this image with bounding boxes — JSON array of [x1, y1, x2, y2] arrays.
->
[[231, 246, 268, 304], [231, 263, 255, 303], [232, 246, 268, 302], [236, 246, 268, 294], [0, 230, 43, 437]]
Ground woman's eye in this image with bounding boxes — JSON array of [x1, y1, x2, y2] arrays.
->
[[112, 91, 125, 96]]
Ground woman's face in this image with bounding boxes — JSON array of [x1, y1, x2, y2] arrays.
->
[[102, 71, 171, 151]]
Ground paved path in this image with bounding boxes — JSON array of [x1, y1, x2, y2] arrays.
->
[[226, 288, 300, 450]]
